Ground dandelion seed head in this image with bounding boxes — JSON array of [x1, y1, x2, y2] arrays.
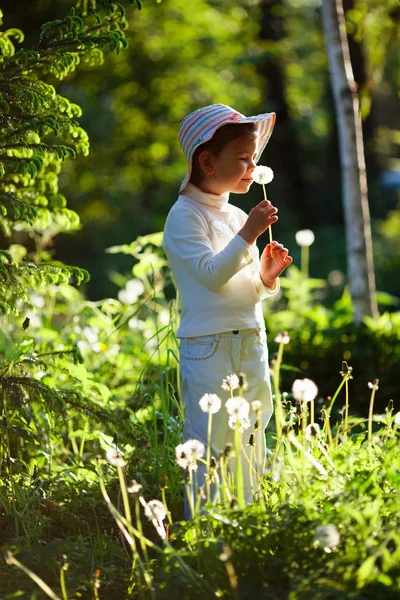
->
[[225, 396, 250, 419], [127, 480, 143, 494], [253, 165, 274, 185], [251, 400, 262, 413], [394, 412, 400, 426], [199, 393, 222, 414], [368, 379, 379, 390], [292, 378, 318, 403], [305, 423, 321, 441], [295, 229, 315, 247], [221, 374, 240, 392], [314, 524, 340, 552], [106, 449, 126, 468], [228, 415, 251, 432], [274, 331, 290, 345], [144, 499, 166, 523], [175, 439, 205, 470]]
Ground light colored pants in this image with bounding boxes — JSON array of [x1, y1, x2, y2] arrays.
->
[[179, 328, 273, 518]]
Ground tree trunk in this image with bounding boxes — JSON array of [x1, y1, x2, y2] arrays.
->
[[321, 0, 378, 324]]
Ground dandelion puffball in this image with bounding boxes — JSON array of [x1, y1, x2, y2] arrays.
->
[[106, 449, 126, 468], [144, 500, 167, 523], [314, 524, 340, 552], [221, 374, 240, 392], [175, 439, 205, 470], [291, 378, 318, 403], [199, 393, 222, 414], [295, 229, 315, 247], [253, 165, 274, 185], [225, 396, 250, 419]]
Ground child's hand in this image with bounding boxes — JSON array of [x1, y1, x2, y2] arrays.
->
[[260, 241, 292, 288], [238, 200, 278, 245]]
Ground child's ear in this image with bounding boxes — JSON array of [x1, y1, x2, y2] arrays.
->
[[198, 150, 214, 177]]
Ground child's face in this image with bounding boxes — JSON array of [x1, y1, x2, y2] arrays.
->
[[201, 133, 259, 195]]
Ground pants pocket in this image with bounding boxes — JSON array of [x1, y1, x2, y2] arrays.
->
[[180, 335, 220, 361]]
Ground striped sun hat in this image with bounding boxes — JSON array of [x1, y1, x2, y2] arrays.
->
[[178, 103, 276, 194]]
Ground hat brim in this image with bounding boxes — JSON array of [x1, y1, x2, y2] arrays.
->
[[179, 111, 276, 194]]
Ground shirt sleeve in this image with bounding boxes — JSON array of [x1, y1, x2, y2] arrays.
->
[[253, 274, 280, 300], [162, 206, 254, 291]]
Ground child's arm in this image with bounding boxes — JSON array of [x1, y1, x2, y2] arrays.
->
[[259, 241, 293, 288], [163, 205, 256, 291]]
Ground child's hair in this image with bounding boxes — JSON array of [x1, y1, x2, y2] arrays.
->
[[190, 122, 258, 186]]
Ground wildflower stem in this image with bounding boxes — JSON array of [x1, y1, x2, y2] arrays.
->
[[327, 378, 346, 417], [317, 442, 335, 470], [322, 408, 333, 446], [206, 412, 213, 504], [117, 465, 132, 526], [262, 183, 273, 243], [234, 426, 245, 507], [368, 386, 377, 443], [5, 552, 61, 600], [272, 341, 285, 439], [60, 562, 68, 600], [219, 454, 232, 505], [249, 444, 256, 499], [287, 432, 328, 476], [240, 440, 261, 482], [310, 399, 314, 426], [301, 245, 309, 277], [97, 466, 156, 598], [135, 497, 150, 568], [344, 378, 349, 435], [161, 485, 173, 527]]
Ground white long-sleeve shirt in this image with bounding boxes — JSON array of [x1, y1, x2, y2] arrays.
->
[[162, 183, 280, 337]]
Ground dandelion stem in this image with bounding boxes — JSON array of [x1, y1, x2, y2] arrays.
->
[[344, 378, 349, 435], [368, 386, 378, 443], [219, 454, 232, 505], [5, 552, 61, 600], [272, 341, 285, 439], [234, 426, 245, 507], [206, 412, 213, 504], [301, 245, 309, 277], [60, 560, 68, 600], [240, 440, 262, 482], [161, 485, 173, 527], [322, 409, 333, 446], [287, 432, 328, 476], [262, 183, 273, 243]]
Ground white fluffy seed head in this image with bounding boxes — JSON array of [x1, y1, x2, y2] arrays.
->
[[274, 332, 290, 345], [225, 396, 250, 419], [291, 378, 318, 403], [144, 500, 166, 522], [314, 524, 340, 552], [221, 374, 240, 392], [251, 400, 262, 413], [106, 449, 126, 468], [127, 480, 143, 494], [199, 393, 222, 414], [228, 415, 251, 433], [295, 229, 315, 247], [305, 423, 321, 441], [175, 439, 205, 470], [253, 165, 274, 185]]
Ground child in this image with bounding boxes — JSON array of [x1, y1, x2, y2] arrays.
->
[[162, 104, 292, 518]]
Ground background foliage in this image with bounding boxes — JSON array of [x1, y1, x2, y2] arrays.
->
[[0, 0, 399, 598]]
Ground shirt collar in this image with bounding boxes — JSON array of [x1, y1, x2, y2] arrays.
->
[[182, 182, 230, 210]]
